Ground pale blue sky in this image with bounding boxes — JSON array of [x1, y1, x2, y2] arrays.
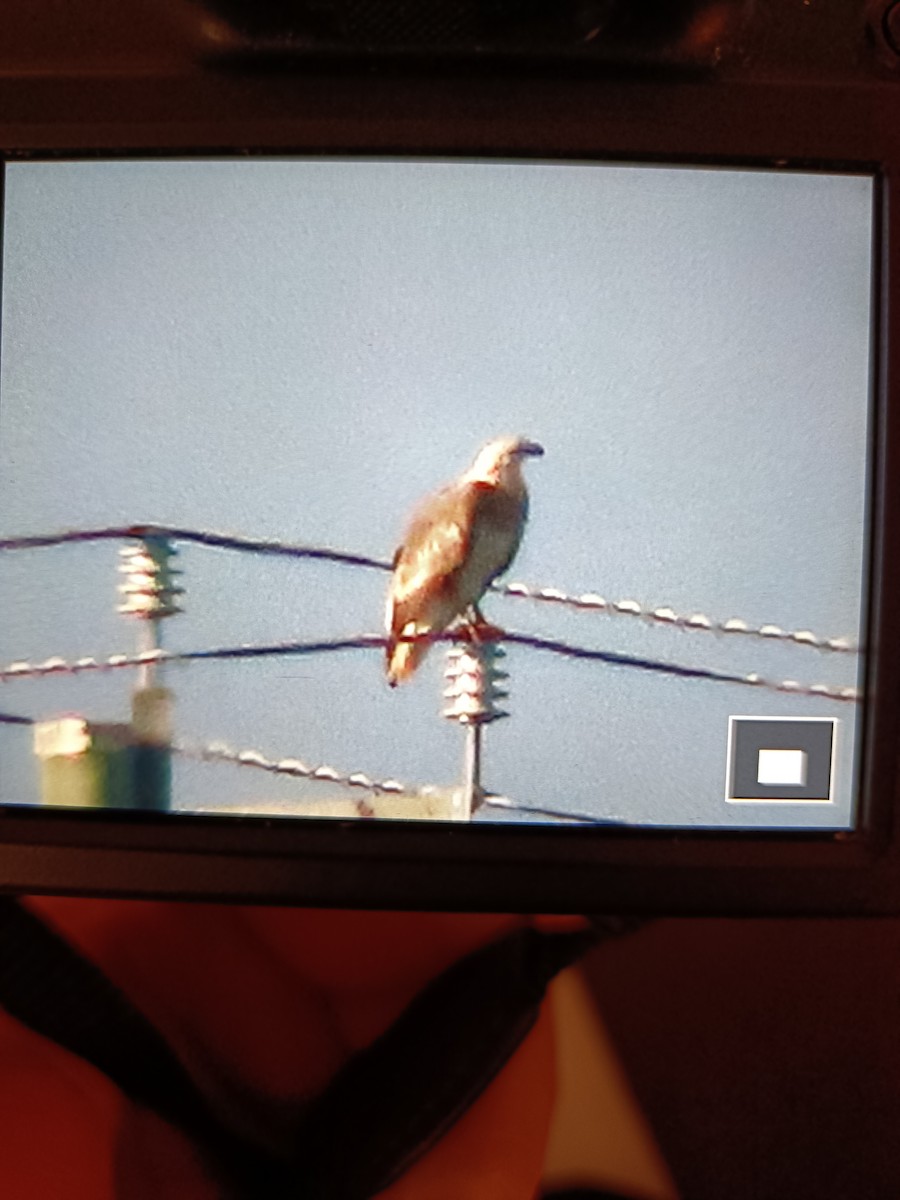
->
[[0, 158, 873, 826]]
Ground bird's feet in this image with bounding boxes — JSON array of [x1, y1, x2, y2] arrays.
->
[[459, 615, 505, 645]]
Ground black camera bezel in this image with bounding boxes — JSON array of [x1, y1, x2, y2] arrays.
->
[[0, 64, 898, 913]]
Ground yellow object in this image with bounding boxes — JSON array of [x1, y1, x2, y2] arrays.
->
[[34, 718, 134, 809], [543, 967, 679, 1199], [187, 786, 473, 821]]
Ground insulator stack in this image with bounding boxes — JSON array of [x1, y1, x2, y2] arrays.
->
[[443, 640, 509, 725], [118, 537, 183, 620]]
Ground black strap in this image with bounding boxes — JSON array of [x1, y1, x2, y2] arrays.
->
[[288, 921, 603, 1198], [0, 898, 282, 1196], [0, 899, 631, 1199]]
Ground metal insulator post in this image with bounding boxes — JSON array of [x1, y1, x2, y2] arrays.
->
[[117, 536, 182, 811], [118, 536, 183, 689], [443, 638, 509, 818]]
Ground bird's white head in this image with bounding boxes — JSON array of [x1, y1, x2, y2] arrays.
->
[[464, 435, 545, 488]]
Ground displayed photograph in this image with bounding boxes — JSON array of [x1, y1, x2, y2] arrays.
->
[[0, 157, 872, 827]]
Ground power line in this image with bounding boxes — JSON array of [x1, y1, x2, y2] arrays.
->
[[0, 631, 861, 701], [480, 795, 627, 825], [0, 522, 859, 654], [0, 524, 386, 572], [502, 632, 860, 701]]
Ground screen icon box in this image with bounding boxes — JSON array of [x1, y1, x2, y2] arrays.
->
[[726, 717, 837, 803], [756, 748, 808, 787]]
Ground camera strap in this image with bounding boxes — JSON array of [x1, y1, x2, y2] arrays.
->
[[0, 899, 625, 1199]]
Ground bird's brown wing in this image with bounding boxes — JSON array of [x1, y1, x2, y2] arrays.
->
[[387, 482, 484, 642]]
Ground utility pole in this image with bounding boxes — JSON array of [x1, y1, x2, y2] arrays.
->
[[35, 535, 184, 811], [118, 534, 183, 809], [443, 637, 508, 819]]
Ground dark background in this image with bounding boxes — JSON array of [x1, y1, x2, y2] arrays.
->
[[585, 919, 900, 1200]]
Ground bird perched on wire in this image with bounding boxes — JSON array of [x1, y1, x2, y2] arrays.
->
[[385, 435, 544, 686]]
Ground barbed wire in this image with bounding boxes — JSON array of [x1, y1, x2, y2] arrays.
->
[[172, 738, 408, 796], [0, 716, 629, 823], [494, 580, 858, 654], [175, 740, 624, 823], [0, 631, 861, 701], [0, 707, 413, 800], [0, 523, 859, 654], [0, 638, 377, 679]]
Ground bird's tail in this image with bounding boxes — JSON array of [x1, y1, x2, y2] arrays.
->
[[386, 629, 432, 686]]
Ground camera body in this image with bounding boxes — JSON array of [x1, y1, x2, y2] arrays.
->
[[0, 1, 898, 913]]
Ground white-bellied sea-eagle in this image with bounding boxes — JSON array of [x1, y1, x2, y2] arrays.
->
[[385, 435, 544, 686]]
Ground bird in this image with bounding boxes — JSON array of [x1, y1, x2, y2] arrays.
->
[[385, 435, 544, 686]]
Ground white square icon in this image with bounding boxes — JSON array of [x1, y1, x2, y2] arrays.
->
[[756, 748, 807, 787]]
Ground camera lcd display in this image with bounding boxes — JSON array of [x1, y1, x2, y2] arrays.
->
[[0, 158, 873, 829]]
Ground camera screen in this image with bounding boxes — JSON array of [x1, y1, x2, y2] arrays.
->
[[0, 158, 873, 829]]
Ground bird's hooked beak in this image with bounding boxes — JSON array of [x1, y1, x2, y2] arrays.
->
[[515, 440, 544, 459]]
